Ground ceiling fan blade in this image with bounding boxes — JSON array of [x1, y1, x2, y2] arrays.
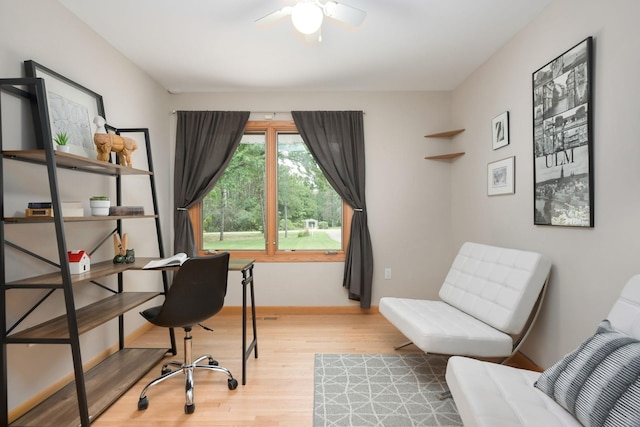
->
[[322, 1, 366, 27], [255, 6, 293, 27]]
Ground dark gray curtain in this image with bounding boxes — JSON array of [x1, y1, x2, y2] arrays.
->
[[291, 111, 373, 308], [174, 111, 250, 256]]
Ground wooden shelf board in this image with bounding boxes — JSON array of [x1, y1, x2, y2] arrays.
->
[[10, 348, 168, 427], [2, 150, 152, 176], [425, 152, 465, 160], [4, 214, 157, 224], [8, 292, 162, 341], [424, 129, 465, 138], [5, 259, 152, 287]]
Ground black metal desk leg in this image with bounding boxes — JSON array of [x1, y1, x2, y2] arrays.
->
[[249, 265, 258, 359], [241, 264, 258, 385]]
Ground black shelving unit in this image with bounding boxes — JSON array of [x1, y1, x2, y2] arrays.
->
[[0, 77, 175, 426]]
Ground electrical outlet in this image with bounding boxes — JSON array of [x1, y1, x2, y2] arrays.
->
[[384, 268, 391, 280]]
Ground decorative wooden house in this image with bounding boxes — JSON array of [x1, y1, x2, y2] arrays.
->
[[68, 250, 91, 274]]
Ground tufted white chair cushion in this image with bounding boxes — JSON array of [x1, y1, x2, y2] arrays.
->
[[378, 297, 513, 357], [446, 356, 580, 427], [439, 242, 552, 334], [607, 274, 640, 339]]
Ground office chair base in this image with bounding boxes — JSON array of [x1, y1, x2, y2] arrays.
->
[[138, 354, 237, 414]]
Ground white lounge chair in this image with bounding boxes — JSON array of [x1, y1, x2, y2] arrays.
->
[[379, 242, 552, 360], [446, 274, 640, 426]]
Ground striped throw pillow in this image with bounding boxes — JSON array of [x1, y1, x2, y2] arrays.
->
[[534, 320, 640, 427]]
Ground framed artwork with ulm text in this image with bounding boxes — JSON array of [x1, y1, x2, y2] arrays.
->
[[532, 37, 593, 227]]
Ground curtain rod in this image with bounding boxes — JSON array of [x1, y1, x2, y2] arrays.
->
[[171, 110, 365, 114], [171, 110, 289, 114]]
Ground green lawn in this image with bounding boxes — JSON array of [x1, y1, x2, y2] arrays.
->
[[203, 230, 341, 250]]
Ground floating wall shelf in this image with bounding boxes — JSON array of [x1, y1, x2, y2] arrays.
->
[[424, 128, 465, 160], [424, 129, 465, 138], [425, 152, 465, 160]]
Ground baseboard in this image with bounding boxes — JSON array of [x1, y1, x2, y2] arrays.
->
[[508, 351, 543, 372], [219, 305, 380, 316]]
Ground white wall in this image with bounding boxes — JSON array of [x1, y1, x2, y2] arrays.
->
[[0, 0, 172, 412], [449, 0, 640, 367], [170, 91, 457, 307]]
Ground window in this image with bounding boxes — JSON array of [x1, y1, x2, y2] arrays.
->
[[189, 121, 351, 262]]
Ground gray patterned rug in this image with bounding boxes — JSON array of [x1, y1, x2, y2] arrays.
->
[[314, 354, 462, 427]]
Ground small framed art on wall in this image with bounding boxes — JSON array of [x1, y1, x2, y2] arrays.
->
[[488, 156, 515, 196]]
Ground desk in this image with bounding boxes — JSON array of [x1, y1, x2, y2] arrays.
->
[[137, 257, 258, 385], [230, 258, 258, 385]]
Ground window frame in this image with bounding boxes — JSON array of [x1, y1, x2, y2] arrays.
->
[[189, 120, 352, 262]]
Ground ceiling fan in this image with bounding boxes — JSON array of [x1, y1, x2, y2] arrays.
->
[[256, 0, 366, 41]]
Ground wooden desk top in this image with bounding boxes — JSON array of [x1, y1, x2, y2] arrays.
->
[[134, 257, 255, 272], [229, 258, 256, 271]]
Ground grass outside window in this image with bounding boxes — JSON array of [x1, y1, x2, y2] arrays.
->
[[190, 120, 351, 262]]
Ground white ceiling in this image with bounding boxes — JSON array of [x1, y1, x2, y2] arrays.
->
[[59, 0, 552, 93]]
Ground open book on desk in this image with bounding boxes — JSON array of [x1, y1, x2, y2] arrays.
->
[[142, 253, 188, 269]]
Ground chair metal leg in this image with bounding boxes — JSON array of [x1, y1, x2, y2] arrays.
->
[[194, 364, 234, 378], [185, 366, 195, 413], [138, 328, 237, 414], [163, 361, 183, 369], [193, 354, 216, 366], [438, 390, 452, 400], [394, 340, 414, 350], [139, 368, 184, 399]]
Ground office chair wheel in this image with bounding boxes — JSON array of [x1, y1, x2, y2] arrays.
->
[[208, 357, 218, 366], [228, 378, 238, 390], [137, 396, 149, 410], [161, 366, 172, 375], [185, 403, 196, 414]]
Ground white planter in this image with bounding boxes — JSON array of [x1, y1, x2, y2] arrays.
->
[[56, 145, 70, 153], [90, 199, 110, 216]]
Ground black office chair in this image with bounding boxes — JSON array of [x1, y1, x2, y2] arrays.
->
[[137, 252, 238, 414]]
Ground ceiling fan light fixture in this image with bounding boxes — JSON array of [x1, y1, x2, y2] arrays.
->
[[291, 1, 324, 35], [323, 1, 338, 17]]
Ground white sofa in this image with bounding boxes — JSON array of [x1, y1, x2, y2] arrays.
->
[[379, 242, 552, 359], [446, 274, 640, 427]]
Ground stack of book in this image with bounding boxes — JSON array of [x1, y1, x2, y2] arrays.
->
[[25, 202, 52, 217], [25, 201, 85, 217], [109, 206, 145, 216]]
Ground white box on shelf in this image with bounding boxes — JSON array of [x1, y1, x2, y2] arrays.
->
[[61, 201, 84, 217]]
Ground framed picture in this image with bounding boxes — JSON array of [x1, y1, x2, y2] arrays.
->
[[24, 60, 105, 159], [532, 37, 593, 227], [492, 111, 509, 149], [488, 156, 515, 196]]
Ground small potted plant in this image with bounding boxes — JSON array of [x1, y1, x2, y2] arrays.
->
[[89, 196, 110, 216], [54, 132, 70, 153]]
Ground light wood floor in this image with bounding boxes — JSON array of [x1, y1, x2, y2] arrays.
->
[[92, 310, 537, 427]]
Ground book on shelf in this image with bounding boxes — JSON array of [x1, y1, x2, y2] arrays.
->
[[142, 253, 188, 269], [109, 205, 145, 216], [28, 202, 52, 209]]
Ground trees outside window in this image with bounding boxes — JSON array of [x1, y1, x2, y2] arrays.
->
[[190, 121, 351, 262]]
